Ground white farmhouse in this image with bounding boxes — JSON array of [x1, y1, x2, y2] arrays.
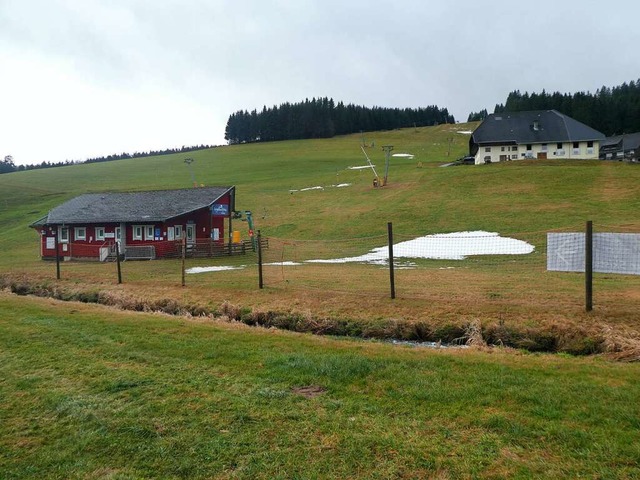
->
[[469, 110, 605, 165]]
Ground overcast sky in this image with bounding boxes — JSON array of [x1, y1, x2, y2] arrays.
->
[[1, 0, 638, 166]]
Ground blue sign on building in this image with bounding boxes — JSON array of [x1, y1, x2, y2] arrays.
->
[[211, 203, 229, 216]]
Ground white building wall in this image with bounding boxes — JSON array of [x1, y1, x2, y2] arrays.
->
[[474, 141, 600, 164]]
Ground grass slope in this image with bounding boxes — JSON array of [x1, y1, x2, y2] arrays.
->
[[3, 122, 640, 260], [1, 123, 640, 349], [1, 293, 639, 479]]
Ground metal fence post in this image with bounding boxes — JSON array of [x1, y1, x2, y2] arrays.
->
[[388, 222, 395, 299], [586, 220, 593, 312]]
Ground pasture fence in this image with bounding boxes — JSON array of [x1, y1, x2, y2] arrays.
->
[[259, 222, 640, 313], [49, 222, 640, 314]]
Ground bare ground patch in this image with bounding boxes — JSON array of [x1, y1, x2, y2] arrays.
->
[[292, 385, 327, 398]]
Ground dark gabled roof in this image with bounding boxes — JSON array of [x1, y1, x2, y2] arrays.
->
[[38, 186, 234, 225], [29, 215, 49, 228], [601, 132, 640, 150], [471, 110, 605, 145]]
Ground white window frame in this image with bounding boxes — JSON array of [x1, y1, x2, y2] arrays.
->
[[133, 225, 143, 241], [167, 226, 175, 241], [145, 225, 155, 241], [485, 147, 491, 152], [95, 227, 105, 241], [59, 227, 69, 243], [541, 144, 548, 151], [74, 227, 86, 241], [174, 225, 183, 240]]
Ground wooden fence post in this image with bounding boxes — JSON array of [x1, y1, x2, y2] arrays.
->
[[115, 241, 122, 284], [181, 233, 186, 287], [388, 222, 395, 299], [257, 230, 263, 289], [55, 231, 61, 280], [586, 220, 593, 312]]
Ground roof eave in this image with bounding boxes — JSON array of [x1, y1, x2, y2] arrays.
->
[[161, 186, 235, 221]]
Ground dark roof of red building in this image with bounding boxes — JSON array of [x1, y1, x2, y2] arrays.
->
[[34, 186, 234, 226]]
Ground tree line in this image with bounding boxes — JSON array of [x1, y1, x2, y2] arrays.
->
[[492, 79, 640, 136], [467, 109, 488, 122], [224, 97, 455, 144], [0, 144, 216, 175]]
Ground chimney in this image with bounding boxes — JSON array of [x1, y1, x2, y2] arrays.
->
[[533, 120, 540, 131]]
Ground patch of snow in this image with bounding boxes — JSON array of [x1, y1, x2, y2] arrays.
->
[[392, 153, 414, 158], [187, 265, 246, 274], [290, 184, 351, 193], [264, 261, 303, 266], [306, 231, 534, 264], [456, 130, 473, 135], [186, 232, 534, 273], [348, 165, 375, 170]]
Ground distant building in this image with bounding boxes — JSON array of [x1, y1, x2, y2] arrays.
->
[[469, 110, 605, 165], [31, 186, 236, 261], [599, 132, 640, 162]]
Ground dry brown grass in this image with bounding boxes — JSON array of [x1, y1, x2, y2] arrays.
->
[[602, 324, 640, 362], [3, 256, 640, 359], [462, 319, 487, 348]]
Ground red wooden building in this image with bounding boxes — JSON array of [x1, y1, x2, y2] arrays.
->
[[31, 186, 236, 261]]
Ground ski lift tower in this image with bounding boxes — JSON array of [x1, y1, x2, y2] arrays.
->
[[381, 145, 394, 186]]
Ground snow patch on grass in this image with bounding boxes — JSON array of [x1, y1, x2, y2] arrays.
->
[[187, 265, 246, 274], [188, 232, 534, 273], [348, 165, 375, 170], [307, 231, 534, 263]]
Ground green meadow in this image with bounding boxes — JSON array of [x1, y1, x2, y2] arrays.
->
[[3, 122, 639, 260], [1, 123, 639, 340], [1, 294, 639, 479], [1, 125, 640, 477]]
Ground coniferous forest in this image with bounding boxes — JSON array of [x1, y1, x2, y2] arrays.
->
[[493, 79, 640, 136], [224, 97, 454, 144]]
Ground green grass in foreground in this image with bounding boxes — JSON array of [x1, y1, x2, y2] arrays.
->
[[1, 294, 639, 479]]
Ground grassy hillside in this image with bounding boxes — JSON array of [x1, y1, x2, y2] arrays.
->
[[1, 123, 639, 350], [2, 122, 639, 261], [2, 125, 640, 477]]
